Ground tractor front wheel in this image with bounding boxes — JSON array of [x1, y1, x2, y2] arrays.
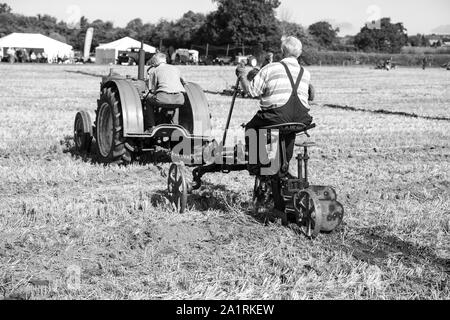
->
[[95, 86, 131, 164], [74, 111, 93, 153]]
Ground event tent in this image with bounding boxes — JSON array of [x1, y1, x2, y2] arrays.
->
[[95, 37, 156, 64], [0, 33, 73, 62]]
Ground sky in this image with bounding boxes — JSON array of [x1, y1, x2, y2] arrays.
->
[[6, 0, 450, 35]]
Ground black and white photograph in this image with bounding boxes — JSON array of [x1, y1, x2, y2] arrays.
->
[[0, 0, 449, 303]]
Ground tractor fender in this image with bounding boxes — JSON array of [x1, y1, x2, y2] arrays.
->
[[182, 82, 212, 138], [102, 79, 144, 136], [101, 80, 212, 139]]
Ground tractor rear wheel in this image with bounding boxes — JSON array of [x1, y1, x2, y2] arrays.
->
[[95, 86, 131, 164], [74, 111, 93, 153]]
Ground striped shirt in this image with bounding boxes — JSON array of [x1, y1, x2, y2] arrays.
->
[[247, 57, 311, 110]]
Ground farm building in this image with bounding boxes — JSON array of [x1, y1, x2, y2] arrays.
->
[[95, 37, 156, 64], [0, 33, 73, 62]]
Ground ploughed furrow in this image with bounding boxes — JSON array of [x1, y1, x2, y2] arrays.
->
[[323, 104, 450, 122]]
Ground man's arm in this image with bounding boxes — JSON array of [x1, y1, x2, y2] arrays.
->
[[236, 63, 265, 97], [147, 68, 157, 93]]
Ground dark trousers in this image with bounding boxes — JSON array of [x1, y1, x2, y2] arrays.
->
[[144, 92, 185, 129], [245, 102, 312, 212], [245, 113, 296, 212], [245, 110, 297, 170]]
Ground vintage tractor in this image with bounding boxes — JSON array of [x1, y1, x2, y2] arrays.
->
[[74, 43, 213, 165], [73, 47, 344, 238]]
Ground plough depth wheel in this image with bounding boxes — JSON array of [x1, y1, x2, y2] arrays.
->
[[294, 190, 323, 239], [168, 163, 188, 213]]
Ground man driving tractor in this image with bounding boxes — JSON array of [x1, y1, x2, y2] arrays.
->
[[144, 52, 186, 132]]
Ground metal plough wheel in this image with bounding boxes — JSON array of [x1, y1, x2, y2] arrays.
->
[[294, 190, 323, 239], [74, 111, 93, 153], [168, 163, 188, 213]]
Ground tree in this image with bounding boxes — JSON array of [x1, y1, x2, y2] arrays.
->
[[79, 19, 117, 49], [279, 21, 316, 47], [172, 11, 206, 48], [354, 17, 408, 53], [140, 23, 155, 43], [308, 21, 339, 48], [420, 35, 429, 47], [408, 34, 421, 47], [0, 3, 11, 14], [148, 19, 175, 49], [408, 33, 428, 47], [126, 18, 143, 39], [199, 0, 282, 52]]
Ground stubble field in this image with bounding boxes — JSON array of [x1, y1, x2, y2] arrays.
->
[[0, 63, 449, 300]]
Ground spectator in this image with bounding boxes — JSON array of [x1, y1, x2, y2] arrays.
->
[[422, 56, 428, 70], [7, 47, 15, 63], [30, 51, 37, 63]]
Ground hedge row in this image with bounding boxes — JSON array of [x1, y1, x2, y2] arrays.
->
[[300, 49, 450, 67]]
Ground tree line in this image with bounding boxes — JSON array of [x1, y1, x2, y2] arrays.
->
[[0, 1, 422, 56]]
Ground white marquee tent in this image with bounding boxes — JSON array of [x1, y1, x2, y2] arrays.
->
[[0, 33, 73, 62], [95, 37, 156, 64]]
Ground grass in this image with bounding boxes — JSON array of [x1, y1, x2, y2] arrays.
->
[[0, 63, 449, 300]]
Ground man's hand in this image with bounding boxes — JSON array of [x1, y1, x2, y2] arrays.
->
[[235, 62, 252, 94], [235, 62, 246, 78], [236, 62, 259, 82], [247, 68, 260, 81]]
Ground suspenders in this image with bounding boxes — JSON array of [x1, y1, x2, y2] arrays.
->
[[280, 61, 304, 96]]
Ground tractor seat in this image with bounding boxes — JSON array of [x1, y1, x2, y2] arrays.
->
[[260, 123, 316, 134]]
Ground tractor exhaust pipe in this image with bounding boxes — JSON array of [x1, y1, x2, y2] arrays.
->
[[138, 41, 145, 81]]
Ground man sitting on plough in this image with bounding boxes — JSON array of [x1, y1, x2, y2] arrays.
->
[[236, 37, 314, 214], [235, 36, 314, 213]]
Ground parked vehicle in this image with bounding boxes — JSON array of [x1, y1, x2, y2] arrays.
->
[[171, 49, 199, 65], [117, 47, 154, 66], [212, 56, 233, 66]]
